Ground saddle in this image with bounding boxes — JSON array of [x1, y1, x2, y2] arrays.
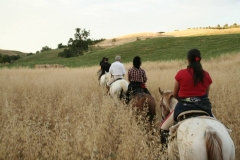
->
[[131, 88, 145, 96], [177, 110, 210, 122], [109, 78, 123, 86], [113, 78, 122, 83]]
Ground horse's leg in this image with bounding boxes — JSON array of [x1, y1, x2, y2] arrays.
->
[[112, 94, 119, 106], [106, 85, 110, 95]]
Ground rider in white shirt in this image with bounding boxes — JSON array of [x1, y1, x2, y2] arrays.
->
[[107, 55, 126, 91]]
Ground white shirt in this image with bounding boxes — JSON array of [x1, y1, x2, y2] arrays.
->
[[109, 61, 126, 76]]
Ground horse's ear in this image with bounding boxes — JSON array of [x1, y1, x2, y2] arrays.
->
[[159, 87, 164, 95], [167, 92, 174, 104]]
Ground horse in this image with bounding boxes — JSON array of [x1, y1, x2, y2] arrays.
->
[[99, 72, 107, 87], [98, 73, 108, 94], [159, 87, 235, 160], [128, 89, 156, 126], [105, 72, 129, 105], [97, 68, 102, 78]]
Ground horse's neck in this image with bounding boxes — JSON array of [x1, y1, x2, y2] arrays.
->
[[169, 97, 177, 111], [105, 73, 111, 81]]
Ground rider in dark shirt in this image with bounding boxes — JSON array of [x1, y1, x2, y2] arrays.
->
[[99, 58, 111, 80], [100, 57, 105, 66]]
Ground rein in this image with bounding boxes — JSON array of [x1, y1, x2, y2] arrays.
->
[[160, 96, 174, 121], [160, 110, 174, 127]]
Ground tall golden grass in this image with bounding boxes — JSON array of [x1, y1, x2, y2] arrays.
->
[[0, 53, 239, 159]]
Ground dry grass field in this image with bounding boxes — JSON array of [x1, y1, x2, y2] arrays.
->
[[96, 28, 240, 48], [161, 28, 240, 37], [0, 53, 239, 159]]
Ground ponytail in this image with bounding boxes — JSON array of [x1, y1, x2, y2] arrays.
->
[[187, 49, 204, 86]]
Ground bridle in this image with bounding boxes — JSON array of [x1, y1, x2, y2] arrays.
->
[[160, 97, 170, 121]]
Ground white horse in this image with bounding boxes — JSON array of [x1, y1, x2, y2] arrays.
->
[[99, 72, 109, 94], [99, 72, 107, 87], [105, 72, 129, 105], [97, 68, 101, 78], [159, 87, 235, 160]]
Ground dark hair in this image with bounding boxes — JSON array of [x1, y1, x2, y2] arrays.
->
[[133, 56, 141, 69], [187, 49, 204, 86], [105, 58, 108, 61], [102, 57, 105, 61]]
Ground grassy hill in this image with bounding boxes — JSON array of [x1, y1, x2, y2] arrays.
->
[[5, 31, 240, 68], [0, 49, 28, 57]]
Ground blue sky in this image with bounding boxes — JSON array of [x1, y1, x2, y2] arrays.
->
[[0, 0, 239, 53]]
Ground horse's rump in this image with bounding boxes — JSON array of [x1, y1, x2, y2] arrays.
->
[[108, 79, 129, 105], [168, 117, 235, 160], [130, 92, 156, 122], [99, 74, 106, 87]]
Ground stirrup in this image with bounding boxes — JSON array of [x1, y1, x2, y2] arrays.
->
[[160, 129, 169, 146]]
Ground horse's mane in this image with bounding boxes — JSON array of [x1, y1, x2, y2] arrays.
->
[[162, 90, 176, 111], [163, 90, 172, 94]]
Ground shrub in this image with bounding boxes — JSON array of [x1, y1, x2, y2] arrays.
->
[[2, 55, 11, 63]]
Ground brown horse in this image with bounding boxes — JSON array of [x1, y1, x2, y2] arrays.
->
[[128, 90, 156, 125]]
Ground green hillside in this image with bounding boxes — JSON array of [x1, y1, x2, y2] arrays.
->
[[0, 49, 27, 57], [6, 33, 240, 68]]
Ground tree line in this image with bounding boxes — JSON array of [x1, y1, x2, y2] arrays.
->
[[58, 28, 105, 58], [1, 28, 104, 64], [188, 23, 240, 30], [30, 28, 105, 58], [0, 53, 20, 63]]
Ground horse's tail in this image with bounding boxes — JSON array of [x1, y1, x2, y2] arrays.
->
[[119, 88, 123, 100], [122, 81, 128, 93], [205, 127, 223, 160]]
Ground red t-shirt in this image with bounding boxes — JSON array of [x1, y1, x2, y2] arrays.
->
[[175, 68, 212, 98]]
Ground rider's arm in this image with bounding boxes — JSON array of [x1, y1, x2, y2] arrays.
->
[[172, 80, 179, 99], [206, 85, 210, 96], [142, 70, 147, 83]]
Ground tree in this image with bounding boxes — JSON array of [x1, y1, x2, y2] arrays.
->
[[58, 28, 92, 58], [10, 55, 20, 60], [71, 28, 90, 55], [223, 24, 229, 29], [41, 46, 52, 53], [58, 49, 75, 58], [57, 43, 67, 49], [2, 55, 11, 63], [0, 54, 2, 63], [27, 53, 34, 56], [232, 23, 238, 28]]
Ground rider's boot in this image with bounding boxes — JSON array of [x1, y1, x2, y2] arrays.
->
[[125, 96, 129, 105], [160, 129, 169, 149]]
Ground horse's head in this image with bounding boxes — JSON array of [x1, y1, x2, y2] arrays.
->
[[104, 72, 111, 83], [159, 87, 176, 120]]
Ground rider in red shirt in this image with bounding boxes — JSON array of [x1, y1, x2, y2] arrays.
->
[[175, 68, 212, 98], [160, 48, 214, 146]]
